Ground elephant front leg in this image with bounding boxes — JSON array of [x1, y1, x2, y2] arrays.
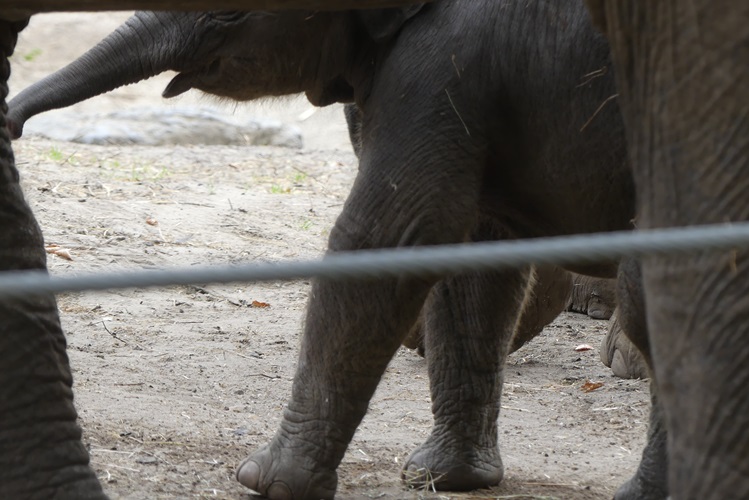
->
[[615, 387, 668, 500], [403, 257, 531, 491], [237, 275, 431, 499], [614, 258, 668, 500], [0, 18, 106, 500], [236, 61, 487, 498]]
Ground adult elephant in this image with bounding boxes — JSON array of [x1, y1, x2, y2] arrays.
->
[[0, 17, 107, 499], [585, 1, 749, 499], [4, 1, 635, 499]]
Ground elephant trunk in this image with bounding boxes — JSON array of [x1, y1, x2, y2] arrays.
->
[[7, 11, 189, 139]]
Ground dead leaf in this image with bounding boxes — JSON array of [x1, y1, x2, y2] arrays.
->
[[146, 217, 158, 226], [251, 300, 271, 308], [581, 380, 604, 393], [574, 344, 594, 352], [45, 245, 73, 261], [53, 249, 73, 261]]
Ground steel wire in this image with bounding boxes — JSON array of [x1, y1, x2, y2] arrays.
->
[[0, 222, 748, 298]]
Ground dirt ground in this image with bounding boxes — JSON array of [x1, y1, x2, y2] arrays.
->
[[8, 12, 649, 500]]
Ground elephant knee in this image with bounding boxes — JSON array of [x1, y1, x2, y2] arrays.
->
[[328, 207, 473, 253]]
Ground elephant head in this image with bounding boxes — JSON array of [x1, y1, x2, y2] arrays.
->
[[6, 6, 424, 139]]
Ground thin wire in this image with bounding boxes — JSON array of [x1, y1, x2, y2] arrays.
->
[[0, 222, 748, 299]]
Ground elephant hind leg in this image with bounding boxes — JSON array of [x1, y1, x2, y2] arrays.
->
[[403, 266, 530, 491], [403, 219, 531, 491], [509, 265, 572, 353]]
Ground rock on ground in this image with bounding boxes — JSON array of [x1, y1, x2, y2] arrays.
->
[[22, 107, 304, 148]]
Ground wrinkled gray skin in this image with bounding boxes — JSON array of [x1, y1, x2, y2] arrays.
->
[[568, 275, 650, 380], [600, 309, 648, 380], [349, 104, 619, 325], [588, 0, 749, 499], [0, 18, 107, 499], [4, 2, 643, 499], [401, 264, 581, 357], [348, 105, 626, 361], [400, 242, 647, 382], [399, 266, 623, 358], [567, 273, 615, 319]]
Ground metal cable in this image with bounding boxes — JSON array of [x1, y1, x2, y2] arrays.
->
[[1, 222, 748, 298]]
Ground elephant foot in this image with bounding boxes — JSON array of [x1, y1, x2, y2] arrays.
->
[[236, 443, 337, 500], [614, 474, 668, 500], [402, 436, 503, 491], [600, 312, 649, 379], [29, 467, 106, 500], [1, 434, 107, 499]]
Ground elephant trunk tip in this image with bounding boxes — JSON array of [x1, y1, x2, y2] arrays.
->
[[5, 115, 24, 140]]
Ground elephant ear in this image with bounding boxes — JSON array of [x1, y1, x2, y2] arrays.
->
[[357, 5, 425, 43]]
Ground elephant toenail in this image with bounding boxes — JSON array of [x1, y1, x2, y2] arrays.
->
[[236, 459, 260, 488], [267, 481, 293, 500]]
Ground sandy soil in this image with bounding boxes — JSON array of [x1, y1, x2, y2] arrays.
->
[[8, 12, 649, 500]]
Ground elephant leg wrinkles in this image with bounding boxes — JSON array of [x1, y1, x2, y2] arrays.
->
[[403, 221, 530, 491], [598, 1, 749, 497], [237, 98, 486, 499], [0, 19, 106, 500], [614, 259, 668, 500]]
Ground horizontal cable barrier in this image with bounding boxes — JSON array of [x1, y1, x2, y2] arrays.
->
[[1, 222, 748, 299]]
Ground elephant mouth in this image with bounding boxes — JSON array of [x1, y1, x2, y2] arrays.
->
[[162, 59, 222, 98]]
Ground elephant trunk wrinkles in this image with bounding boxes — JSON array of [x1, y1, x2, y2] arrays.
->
[[7, 11, 184, 139]]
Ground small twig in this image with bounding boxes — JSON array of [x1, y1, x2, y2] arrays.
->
[[126, 435, 144, 445], [519, 481, 579, 488], [221, 348, 253, 360], [62, 150, 79, 165], [492, 496, 560, 500], [501, 405, 533, 413], [445, 89, 471, 137], [577, 66, 607, 87], [102, 463, 140, 473], [490, 496, 560, 500], [248, 373, 282, 380], [291, 165, 322, 186], [101, 321, 129, 345], [580, 93, 619, 132], [403, 466, 446, 494], [451, 54, 461, 79], [176, 201, 215, 208], [142, 449, 173, 466]]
